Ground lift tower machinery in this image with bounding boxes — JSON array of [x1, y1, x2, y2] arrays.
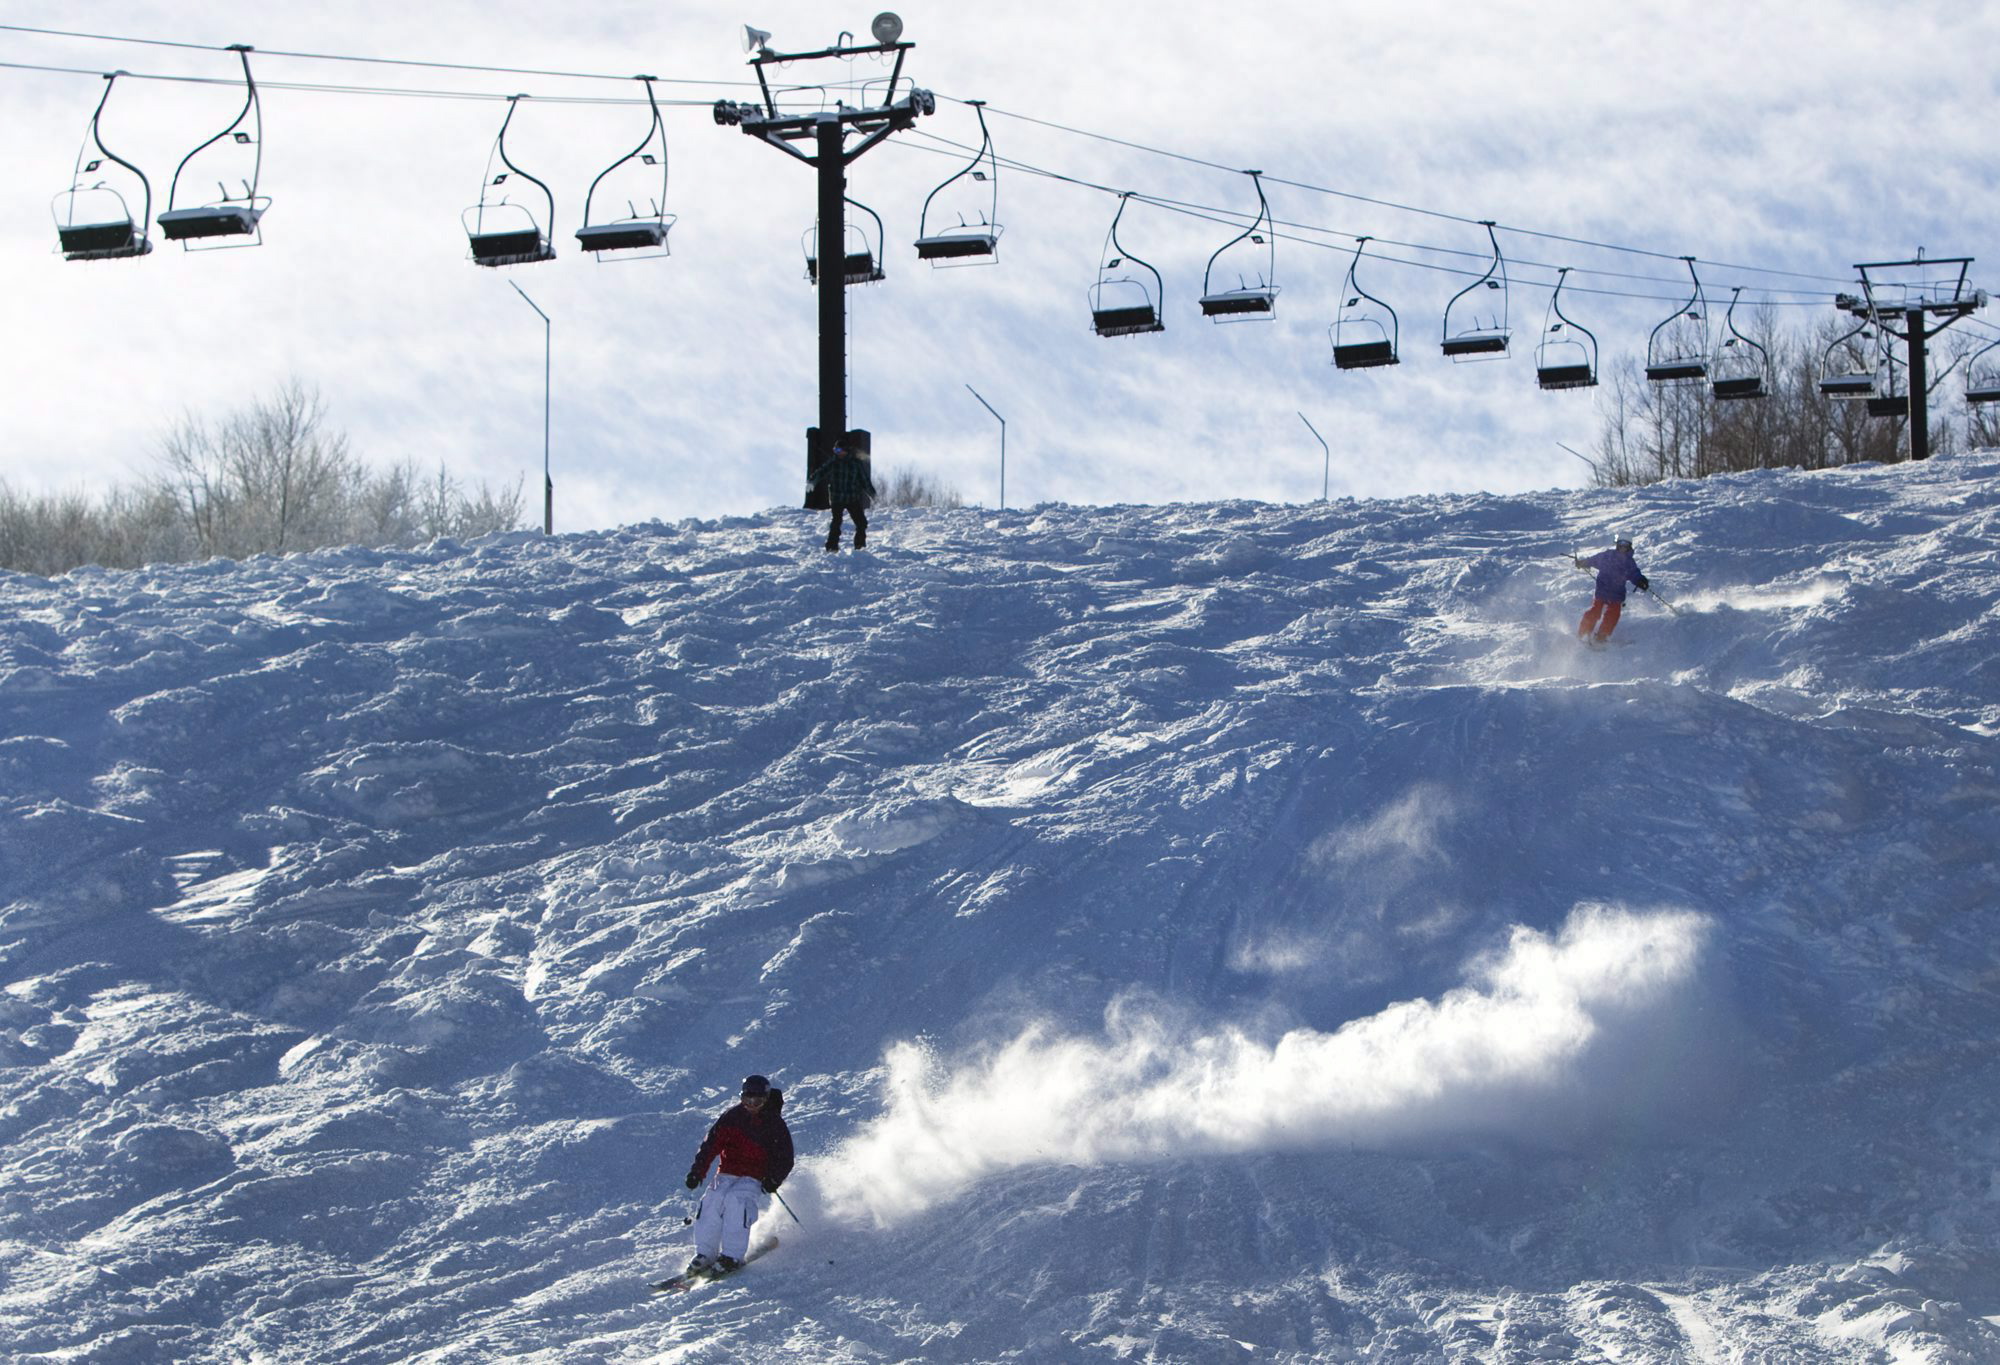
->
[[715, 14, 935, 500], [1833, 256, 1987, 462]]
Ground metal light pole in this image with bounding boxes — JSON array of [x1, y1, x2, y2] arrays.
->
[[509, 280, 552, 534], [966, 384, 1005, 509], [1298, 411, 1329, 501]]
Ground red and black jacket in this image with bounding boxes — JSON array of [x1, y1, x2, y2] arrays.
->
[[687, 1089, 794, 1189]]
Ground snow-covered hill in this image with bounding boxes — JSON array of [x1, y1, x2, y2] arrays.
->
[[4, 455, 1998, 1363]]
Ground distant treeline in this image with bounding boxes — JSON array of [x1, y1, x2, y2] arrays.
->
[[1589, 315, 2000, 486], [1, 381, 523, 577]]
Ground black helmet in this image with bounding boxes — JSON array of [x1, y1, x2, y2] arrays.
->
[[740, 1074, 771, 1098], [1615, 538, 1633, 552]]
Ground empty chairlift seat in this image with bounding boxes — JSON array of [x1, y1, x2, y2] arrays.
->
[[1644, 257, 1709, 383], [1441, 221, 1511, 360], [464, 97, 557, 268], [1089, 194, 1165, 337], [157, 45, 269, 249], [1330, 237, 1399, 369], [1710, 287, 1770, 401], [1967, 339, 2000, 405], [914, 99, 1001, 265], [1534, 268, 1598, 390], [53, 73, 153, 261], [575, 77, 676, 260], [1197, 170, 1279, 321], [806, 200, 887, 285]]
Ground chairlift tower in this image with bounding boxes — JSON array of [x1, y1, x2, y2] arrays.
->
[[1834, 256, 1987, 461], [715, 14, 935, 493]]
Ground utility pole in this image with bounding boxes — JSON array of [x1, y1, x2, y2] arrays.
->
[[715, 16, 934, 496], [509, 280, 552, 534], [1835, 256, 1986, 462]]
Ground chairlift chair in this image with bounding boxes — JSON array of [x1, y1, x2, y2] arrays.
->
[[1089, 193, 1165, 337], [1534, 268, 1598, 390], [1817, 315, 1877, 398], [1198, 171, 1278, 320], [1330, 238, 1399, 369], [805, 198, 887, 285], [1441, 221, 1511, 359], [53, 72, 152, 261], [914, 99, 1001, 264], [464, 96, 557, 267], [1865, 347, 1910, 419], [1710, 287, 1771, 401], [575, 77, 675, 258], [156, 45, 268, 246], [1966, 337, 2000, 405], [1644, 257, 1709, 382]]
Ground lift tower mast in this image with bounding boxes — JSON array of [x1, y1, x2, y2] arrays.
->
[[715, 15, 935, 496], [1834, 256, 1987, 462]]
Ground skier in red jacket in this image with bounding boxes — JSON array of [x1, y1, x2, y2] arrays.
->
[[683, 1074, 794, 1277]]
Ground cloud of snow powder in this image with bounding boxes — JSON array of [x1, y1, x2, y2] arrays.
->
[[813, 904, 1711, 1226]]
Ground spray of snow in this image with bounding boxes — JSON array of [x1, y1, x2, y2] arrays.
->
[[814, 903, 1711, 1226]]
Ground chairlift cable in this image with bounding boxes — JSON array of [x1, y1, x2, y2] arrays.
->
[[895, 129, 1843, 308], [0, 21, 760, 89], [950, 95, 1866, 290]]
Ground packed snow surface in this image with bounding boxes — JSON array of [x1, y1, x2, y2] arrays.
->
[[4, 455, 1999, 1363]]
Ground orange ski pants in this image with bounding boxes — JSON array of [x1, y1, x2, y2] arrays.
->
[[1578, 598, 1624, 641]]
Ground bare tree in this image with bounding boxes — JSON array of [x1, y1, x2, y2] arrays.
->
[[3, 380, 524, 576], [873, 466, 965, 508]]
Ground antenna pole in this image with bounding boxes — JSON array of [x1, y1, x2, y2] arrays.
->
[[509, 280, 552, 533], [1298, 411, 1329, 500], [966, 384, 1005, 508]]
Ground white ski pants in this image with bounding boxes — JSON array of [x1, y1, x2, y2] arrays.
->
[[693, 1174, 766, 1260]]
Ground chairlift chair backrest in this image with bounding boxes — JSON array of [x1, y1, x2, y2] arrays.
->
[[54, 71, 153, 261], [806, 198, 886, 285], [464, 96, 557, 267], [1090, 193, 1165, 337], [915, 99, 1001, 265], [1534, 268, 1598, 390], [1711, 287, 1771, 401], [1441, 221, 1511, 359], [1644, 257, 1709, 382], [1198, 170, 1278, 320], [1331, 237, 1399, 369], [575, 76, 675, 258], [157, 45, 268, 247]]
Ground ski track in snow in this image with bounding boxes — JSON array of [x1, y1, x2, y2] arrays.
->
[[3, 456, 2000, 1361]]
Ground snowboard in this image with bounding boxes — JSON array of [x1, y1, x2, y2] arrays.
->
[[649, 1237, 780, 1295]]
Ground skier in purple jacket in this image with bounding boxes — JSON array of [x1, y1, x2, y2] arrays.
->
[[1574, 538, 1649, 643]]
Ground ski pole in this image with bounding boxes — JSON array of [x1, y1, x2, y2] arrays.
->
[[1643, 584, 1681, 615], [771, 1189, 802, 1226]]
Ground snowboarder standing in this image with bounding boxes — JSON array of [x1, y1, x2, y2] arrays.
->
[[683, 1074, 793, 1278], [809, 442, 876, 552], [1574, 538, 1649, 644]]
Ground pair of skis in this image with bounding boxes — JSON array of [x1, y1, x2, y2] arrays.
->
[[648, 1238, 780, 1295]]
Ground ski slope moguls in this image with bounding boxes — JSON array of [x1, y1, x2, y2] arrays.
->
[[3, 455, 1998, 1363]]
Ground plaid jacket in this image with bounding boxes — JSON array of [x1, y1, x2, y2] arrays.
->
[[810, 450, 876, 508]]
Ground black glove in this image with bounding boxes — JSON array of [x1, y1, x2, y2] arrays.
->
[[685, 1172, 702, 1190], [1635, 575, 1650, 590], [761, 1178, 781, 1194]]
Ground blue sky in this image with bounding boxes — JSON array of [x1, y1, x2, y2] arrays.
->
[[3, 1, 1995, 530]]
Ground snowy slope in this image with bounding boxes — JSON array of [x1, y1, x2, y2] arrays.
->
[[3, 455, 1999, 1363]]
